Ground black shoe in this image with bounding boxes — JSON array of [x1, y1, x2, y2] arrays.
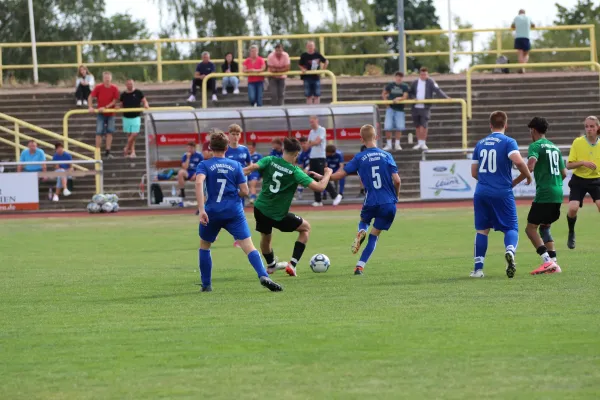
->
[[567, 231, 576, 249], [260, 276, 283, 292], [354, 267, 364, 275], [505, 252, 516, 279], [201, 285, 212, 292]]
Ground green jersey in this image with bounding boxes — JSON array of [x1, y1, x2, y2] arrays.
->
[[528, 138, 565, 203], [254, 156, 314, 220]]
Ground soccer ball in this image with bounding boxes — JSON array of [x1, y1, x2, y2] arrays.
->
[[111, 203, 119, 213], [101, 202, 114, 213], [106, 194, 119, 204], [92, 194, 107, 205], [310, 254, 330, 273], [87, 202, 101, 213]]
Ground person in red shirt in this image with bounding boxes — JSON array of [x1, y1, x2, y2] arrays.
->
[[88, 71, 120, 158], [242, 45, 266, 107]]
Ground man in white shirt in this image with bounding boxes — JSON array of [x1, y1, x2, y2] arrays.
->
[[307, 115, 342, 207], [511, 9, 535, 73]]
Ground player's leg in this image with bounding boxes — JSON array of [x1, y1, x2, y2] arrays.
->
[[529, 203, 561, 274], [352, 207, 373, 254], [354, 204, 395, 275], [313, 80, 321, 104], [254, 207, 279, 273], [471, 194, 491, 278], [338, 177, 345, 196], [177, 169, 188, 198], [566, 178, 585, 249], [499, 196, 519, 279], [275, 214, 309, 277], [198, 220, 220, 292], [394, 111, 404, 150], [383, 108, 394, 151]]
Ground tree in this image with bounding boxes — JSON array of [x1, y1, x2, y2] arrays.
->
[[453, 16, 474, 68]]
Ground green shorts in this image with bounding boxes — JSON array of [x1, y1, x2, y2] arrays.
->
[[123, 116, 141, 134]]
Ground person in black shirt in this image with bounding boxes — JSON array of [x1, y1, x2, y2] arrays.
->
[[221, 53, 240, 95], [119, 79, 149, 158], [299, 41, 328, 105]]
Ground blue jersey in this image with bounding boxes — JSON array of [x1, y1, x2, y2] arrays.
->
[[196, 157, 246, 214], [250, 152, 263, 164], [344, 147, 398, 206], [297, 150, 310, 169], [326, 150, 344, 172], [226, 145, 251, 167], [270, 149, 283, 158], [182, 151, 204, 173], [472, 132, 519, 197]]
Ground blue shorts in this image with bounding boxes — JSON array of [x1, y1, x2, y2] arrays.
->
[[384, 108, 406, 131], [303, 79, 321, 97], [96, 115, 115, 135], [187, 170, 196, 180], [474, 193, 518, 232], [123, 116, 141, 134], [360, 203, 397, 231], [248, 172, 261, 182], [199, 209, 251, 243], [514, 37, 531, 51]]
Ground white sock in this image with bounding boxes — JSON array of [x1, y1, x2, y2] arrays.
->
[[395, 139, 401, 145], [541, 252, 551, 263], [418, 140, 425, 145], [386, 139, 392, 147], [552, 257, 557, 262]]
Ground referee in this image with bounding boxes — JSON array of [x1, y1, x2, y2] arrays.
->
[[307, 115, 342, 207], [566, 116, 600, 249]]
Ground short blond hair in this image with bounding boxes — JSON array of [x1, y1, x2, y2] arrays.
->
[[360, 124, 376, 141], [228, 124, 242, 134], [585, 116, 600, 127]]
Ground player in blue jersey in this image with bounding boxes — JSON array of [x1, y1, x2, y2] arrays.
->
[[326, 144, 345, 196], [247, 141, 263, 204], [313, 125, 401, 275], [470, 111, 532, 279], [195, 130, 282, 292], [296, 136, 311, 200], [270, 137, 283, 157], [176, 141, 203, 205]]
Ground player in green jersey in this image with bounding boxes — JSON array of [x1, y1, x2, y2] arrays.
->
[[243, 137, 333, 277], [514, 117, 567, 275]]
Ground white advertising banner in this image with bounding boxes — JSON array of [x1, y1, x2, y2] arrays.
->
[[420, 159, 572, 200], [0, 172, 40, 211]]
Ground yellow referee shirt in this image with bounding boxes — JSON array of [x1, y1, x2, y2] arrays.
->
[[568, 136, 600, 179]]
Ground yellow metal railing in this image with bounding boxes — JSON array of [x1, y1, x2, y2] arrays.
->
[[0, 24, 595, 85], [466, 61, 600, 119], [332, 99, 468, 150], [201, 71, 337, 108]]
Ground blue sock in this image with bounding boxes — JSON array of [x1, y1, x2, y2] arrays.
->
[[199, 249, 212, 287], [357, 234, 378, 268], [241, 197, 246, 207], [250, 194, 257, 200], [248, 249, 268, 278], [504, 229, 519, 254], [339, 178, 345, 195], [474, 233, 488, 271], [358, 221, 369, 232]]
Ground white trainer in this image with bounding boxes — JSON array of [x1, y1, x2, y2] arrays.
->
[[63, 188, 72, 197], [311, 202, 323, 207], [412, 143, 422, 150], [187, 95, 196, 102], [222, 88, 227, 95], [382, 145, 392, 151], [332, 194, 343, 206], [233, 88, 240, 94], [52, 194, 59, 202], [83, 100, 88, 106], [211, 94, 218, 102], [421, 143, 429, 150], [469, 269, 484, 278], [394, 142, 402, 151], [76, 100, 82, 106]]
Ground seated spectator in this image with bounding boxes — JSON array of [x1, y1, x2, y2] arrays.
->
[[326, 144, 345, 196], [270, 137, 283, 157], [188, 52, 217, 103], [75, 65, 95, 107], [267, 43, 291, 106], [221, 53, 240, 95], [52, 143, 73, 201], [17, 140, 47, 174], [176, 141, 204, 204], [243, 45, 266, 107]]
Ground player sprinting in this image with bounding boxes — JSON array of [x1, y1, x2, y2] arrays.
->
[[243, 137, 333, 277], [315, 124, 400, 275], [514, 117, 566, 275], [247, 141, 263, 204], [470, 111, 532, 279], [195, 130, 282, 292]]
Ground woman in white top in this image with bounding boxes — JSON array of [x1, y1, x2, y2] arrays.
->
[[75, 65, 95, 106]]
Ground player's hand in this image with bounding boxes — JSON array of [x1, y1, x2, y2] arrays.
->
[[393, 98, 402, 103], [525, 175, 533, 185], [324, 167, 333, 176], [198, 210, 209, 225], [308, 171, 324, 180], [583, 161, 597, 170], [98, 107, 105, 113]]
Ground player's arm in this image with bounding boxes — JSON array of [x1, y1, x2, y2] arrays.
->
[[509, 151, 532, 185], [381, 88, 389, 100], [392, 172, 401, 198], [182, 155, 190, 169], [238, 182, 249, 197], [243, 163, 260, 176], [395, 91, 408, 102], [195, 173, 209, 225], [513, 156, 537, 187], [308, 167, 333, 191], [471, 163, 478, 180]]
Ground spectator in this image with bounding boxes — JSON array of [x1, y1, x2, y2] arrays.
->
[[270, 137, 283, 158], [299, 41, 328, 105], [295, 136, 311, 200], [382, 71, 409, 151], [188, 52, 217, 103], [307, 115, 342, 206], [88, 71, 120, 158], [221, 53, 240, 95], [267, 43, 291, 106], [119, 78, 149, 158], [511, 9, 535, 73], [51, 143, 73, 201], [17, 140, 47, 174], [326, 144, 345, 196], [243, 45, 266, 107], [177, 141, 204, 205], [409, 67, 449, 150], [202, 133, 212, 160], [75, 65, 94, 107]]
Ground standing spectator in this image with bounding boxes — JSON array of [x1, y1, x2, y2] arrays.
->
[[188, 52, 217, 103], [176, 141, 204, 204], [17, 140, 47, 174], [409, 67, 450, 150], [243, 45, 266, 107], [51, 143, 73, 201], [75, 65, 94, 107], [511, 9, 535, 73], [307, 115, 342, 207], [88, 71, 120, 158], [267, 43, 291, 106], [382, 71, 409, 151], [119, 79, 149, 158], [221, 53, 240, 95], [299, 41, 328, 105]]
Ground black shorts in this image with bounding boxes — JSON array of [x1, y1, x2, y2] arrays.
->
[[568, 175, 600, 207], [514, 37, 531, 51], [254, 206, 303, 235], [527, 202, 561, 225]]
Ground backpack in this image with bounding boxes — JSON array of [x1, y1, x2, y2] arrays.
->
[[494, 56, 510, 74], [150, 183, 164, 204]]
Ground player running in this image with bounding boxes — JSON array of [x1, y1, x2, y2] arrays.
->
[[243, 137, 333, 277], [195, 130, 282, 292], [470, 111, 532, 279], [247, 141, 263, 204], [313, 125, 400, 275], [514, 117, 566, 275]]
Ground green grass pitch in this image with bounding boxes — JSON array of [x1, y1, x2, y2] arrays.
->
[[1, 206, 599, 399]]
